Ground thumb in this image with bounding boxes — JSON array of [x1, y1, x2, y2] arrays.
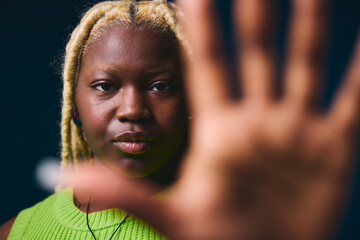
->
[[63, 162, 174, 236]]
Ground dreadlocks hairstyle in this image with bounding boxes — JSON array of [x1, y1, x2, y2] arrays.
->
[[60, 0, 187, 173]]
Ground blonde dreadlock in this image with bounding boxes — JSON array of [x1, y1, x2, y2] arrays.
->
[[60, 0, 187, 174]]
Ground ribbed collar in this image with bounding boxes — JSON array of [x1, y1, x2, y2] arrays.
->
[[55, 188, 129, 231]]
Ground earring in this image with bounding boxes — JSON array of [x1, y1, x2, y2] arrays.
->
[[188, 116, 193, 120], [73, 109, 82, 127]]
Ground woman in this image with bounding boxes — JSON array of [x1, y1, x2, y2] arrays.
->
[[2, 1, 187, 239], [1, 0, 359, 239]]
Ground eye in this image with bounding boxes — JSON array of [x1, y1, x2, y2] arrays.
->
[[150, 82, 173, 92], [94, 82, 114, 92]]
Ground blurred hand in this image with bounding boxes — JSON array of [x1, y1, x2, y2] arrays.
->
[[70, 0, 360, 239]]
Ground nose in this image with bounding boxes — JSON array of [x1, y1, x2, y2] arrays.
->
[[116, 86, 151, 123]]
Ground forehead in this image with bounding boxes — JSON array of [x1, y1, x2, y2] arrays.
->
[[81, 24, 180, 70]]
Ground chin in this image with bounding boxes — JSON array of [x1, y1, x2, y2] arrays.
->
[[101, 157, 162, 178]]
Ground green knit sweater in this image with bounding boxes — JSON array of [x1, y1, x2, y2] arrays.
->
[[8, 188, 167, 239]]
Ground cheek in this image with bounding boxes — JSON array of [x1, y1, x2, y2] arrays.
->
[[76, 93, 113, 142]]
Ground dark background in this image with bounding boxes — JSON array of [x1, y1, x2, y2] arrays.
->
[[0, 0, 359, 239]]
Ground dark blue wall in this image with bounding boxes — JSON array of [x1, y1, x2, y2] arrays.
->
[[0, 1, 358, 239]]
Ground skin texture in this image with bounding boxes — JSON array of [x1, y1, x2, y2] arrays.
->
[[69, 0, 360, 240], [76, 25, 187, 178]]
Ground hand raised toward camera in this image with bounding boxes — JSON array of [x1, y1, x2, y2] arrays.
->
[[71, 0, 360, 239]]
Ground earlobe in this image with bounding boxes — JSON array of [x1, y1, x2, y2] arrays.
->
[[73, 109, 83, 127]]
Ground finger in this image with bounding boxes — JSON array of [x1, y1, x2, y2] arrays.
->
[[179, 0, 230, 111], [284, 0, 328, 110], [235, 0, 277, 103], [64, 163, 174, 236], [329, 35, 360, 134]]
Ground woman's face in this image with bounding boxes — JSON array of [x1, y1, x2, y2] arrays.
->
[[76, 24, 187, 176]]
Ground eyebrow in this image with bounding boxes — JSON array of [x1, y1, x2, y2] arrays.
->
[[91, 65, 121, 73], [92, 65, 177, 75], [145, 66, 177, 75]]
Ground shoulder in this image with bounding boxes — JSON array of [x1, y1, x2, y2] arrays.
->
[[3, 191, 65, 239], [0, 217, 16, 240]]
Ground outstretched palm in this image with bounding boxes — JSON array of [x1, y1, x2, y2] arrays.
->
[[72, 0, 360, 239]]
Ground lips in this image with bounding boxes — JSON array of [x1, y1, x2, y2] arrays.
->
[[112, 131, 156, 154]]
